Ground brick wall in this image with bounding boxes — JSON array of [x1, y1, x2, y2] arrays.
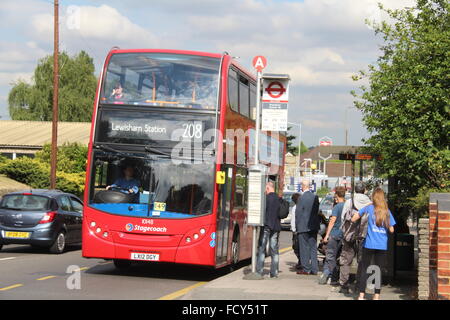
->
[[437, 200, 450, 300], [418, 218, 429, 299], [428, 193, 450, 300]]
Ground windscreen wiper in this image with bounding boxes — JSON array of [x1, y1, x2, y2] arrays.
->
[[144, 146, 171, 157], [144, 145, 214, 162], [94, 144, 123, 154], [94, 144, 146, 160]]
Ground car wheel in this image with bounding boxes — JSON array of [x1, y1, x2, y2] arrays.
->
[[0, 244, 3, 251], [113, 259, 132, 270], [49, 232, 66, 254]]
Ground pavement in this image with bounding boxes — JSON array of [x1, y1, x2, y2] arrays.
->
[[181, 249, 416, 300]]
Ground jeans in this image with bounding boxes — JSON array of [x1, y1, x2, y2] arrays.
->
[[323, 236, 342, 281], [298, 231, 318, 274], [358, 248, 387, 294], [256, 227, 280, 277]]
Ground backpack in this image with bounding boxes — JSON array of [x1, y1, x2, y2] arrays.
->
[[341, 197, 370, 242], [278, 198, 290, 219], [341, 197, 360, 242]]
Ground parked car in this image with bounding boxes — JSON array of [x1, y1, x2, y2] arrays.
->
[[319, 192, 352, 220], [0, 190, 83, 254], [319, 193, 334, 220]]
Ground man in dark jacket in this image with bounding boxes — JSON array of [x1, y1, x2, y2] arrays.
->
[[295, 180, 320, 275], [256, 181, 281, 278]]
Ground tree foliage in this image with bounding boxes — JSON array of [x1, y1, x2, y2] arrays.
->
[[352, 0, 450, 214], [0, 143, 88, 197], [286, 126, 308, 155], [8, 51, 97, 122], [35, 142, 88, 174]]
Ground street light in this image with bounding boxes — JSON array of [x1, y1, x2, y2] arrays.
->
[[287, 121, 302, 176]]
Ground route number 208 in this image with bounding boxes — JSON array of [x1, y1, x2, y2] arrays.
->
[[182, 123, 202, 139]]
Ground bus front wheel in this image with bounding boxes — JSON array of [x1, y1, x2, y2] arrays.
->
[[113, 259, 132, 270]]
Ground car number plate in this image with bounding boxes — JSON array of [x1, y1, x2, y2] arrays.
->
[[4, 231, 31, 239], [130, 252, 160, 261]]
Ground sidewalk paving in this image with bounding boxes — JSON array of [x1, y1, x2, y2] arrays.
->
[[181, 250, 416, 300]]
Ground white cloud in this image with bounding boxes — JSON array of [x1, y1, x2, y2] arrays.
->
[[0, 72, 33, 87], [0, 0, 416, 145]]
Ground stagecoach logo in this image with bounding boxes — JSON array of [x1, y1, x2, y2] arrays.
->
[[125, 222, 168, 233]]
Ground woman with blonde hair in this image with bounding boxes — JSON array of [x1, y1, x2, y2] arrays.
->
[[351, 188, 396, 300]]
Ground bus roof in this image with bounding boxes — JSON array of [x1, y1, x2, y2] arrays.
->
[[107, 48, 224, 59], [105, 48, 257, 80]]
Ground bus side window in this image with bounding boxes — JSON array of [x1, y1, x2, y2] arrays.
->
[[238, 75, 249, 118], [228, 69, 239, 112]]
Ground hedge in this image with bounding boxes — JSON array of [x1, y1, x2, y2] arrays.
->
[[0, 157, 85, 197]]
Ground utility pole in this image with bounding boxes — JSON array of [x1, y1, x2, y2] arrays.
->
[[50, 0, 59, 189]]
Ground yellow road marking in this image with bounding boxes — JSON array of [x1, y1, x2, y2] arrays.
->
[[280, 246, 292, 254], [0, 284, 23, 291], [158, 282, 207, 300], [36, 275, 57, 281], [158, 246, 291, 300], [74, 267, 89, 272]]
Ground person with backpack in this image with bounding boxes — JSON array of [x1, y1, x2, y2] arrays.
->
[[319, 186, 346, 285], [295, 180, 320, 275], [338, 181, 372, 294], [351, 188, 396, 300], [256, 181, 282, 278]]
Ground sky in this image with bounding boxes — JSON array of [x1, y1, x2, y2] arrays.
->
[[0, 0, 415, 147]]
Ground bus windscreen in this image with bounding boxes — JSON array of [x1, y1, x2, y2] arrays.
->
[[101, 53, 221, 110], [89, 151, 214, 218]]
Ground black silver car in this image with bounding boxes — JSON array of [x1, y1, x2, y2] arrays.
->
[[0, 190, 83, 254]]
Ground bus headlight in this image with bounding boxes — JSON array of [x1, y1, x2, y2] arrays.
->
[[90, 221, 96, 227], [186, 237, 192, 243], [96, 227, 101, 233]]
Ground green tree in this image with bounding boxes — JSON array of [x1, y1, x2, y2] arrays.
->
[[8, 51, 97, 122], [286, 126, 308, 155], [35, 142, 88, 174], [351, 0, 450, 216]]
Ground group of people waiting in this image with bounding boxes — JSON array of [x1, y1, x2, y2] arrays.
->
[[256, 180, 396, 300]]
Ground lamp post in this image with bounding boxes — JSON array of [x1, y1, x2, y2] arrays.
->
[[287, 121, 302, 177]]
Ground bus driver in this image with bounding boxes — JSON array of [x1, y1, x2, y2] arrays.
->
[[106, 166, 140, 203]]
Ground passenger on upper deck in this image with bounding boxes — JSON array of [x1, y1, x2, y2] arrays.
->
[[110, 82, 126, 101]]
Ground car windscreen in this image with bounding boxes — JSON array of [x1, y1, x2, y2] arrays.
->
[[320, 196, 334, 208], [0, 195, 50, 211]]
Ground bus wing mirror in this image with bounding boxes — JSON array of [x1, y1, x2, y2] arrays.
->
[[216, 171, 226, 185]]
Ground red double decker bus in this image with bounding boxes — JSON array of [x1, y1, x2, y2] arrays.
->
[[82, 49, 286, 269]]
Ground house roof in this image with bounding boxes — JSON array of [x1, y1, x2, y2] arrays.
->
[[0, 120, 91, 149]]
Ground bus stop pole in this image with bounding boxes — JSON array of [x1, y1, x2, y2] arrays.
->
[[251, 70, 262, 274]]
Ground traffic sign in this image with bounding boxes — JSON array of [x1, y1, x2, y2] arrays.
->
[[265, 81, 286, 99], [252, 56, 267, 72], [319, 136, 333, 146], [261, 74, 290, 132]]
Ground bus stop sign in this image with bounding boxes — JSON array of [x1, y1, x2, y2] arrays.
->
[[252, 56, 267, 72]]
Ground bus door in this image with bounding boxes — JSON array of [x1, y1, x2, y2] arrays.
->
[[216, 165, 233, 264]]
